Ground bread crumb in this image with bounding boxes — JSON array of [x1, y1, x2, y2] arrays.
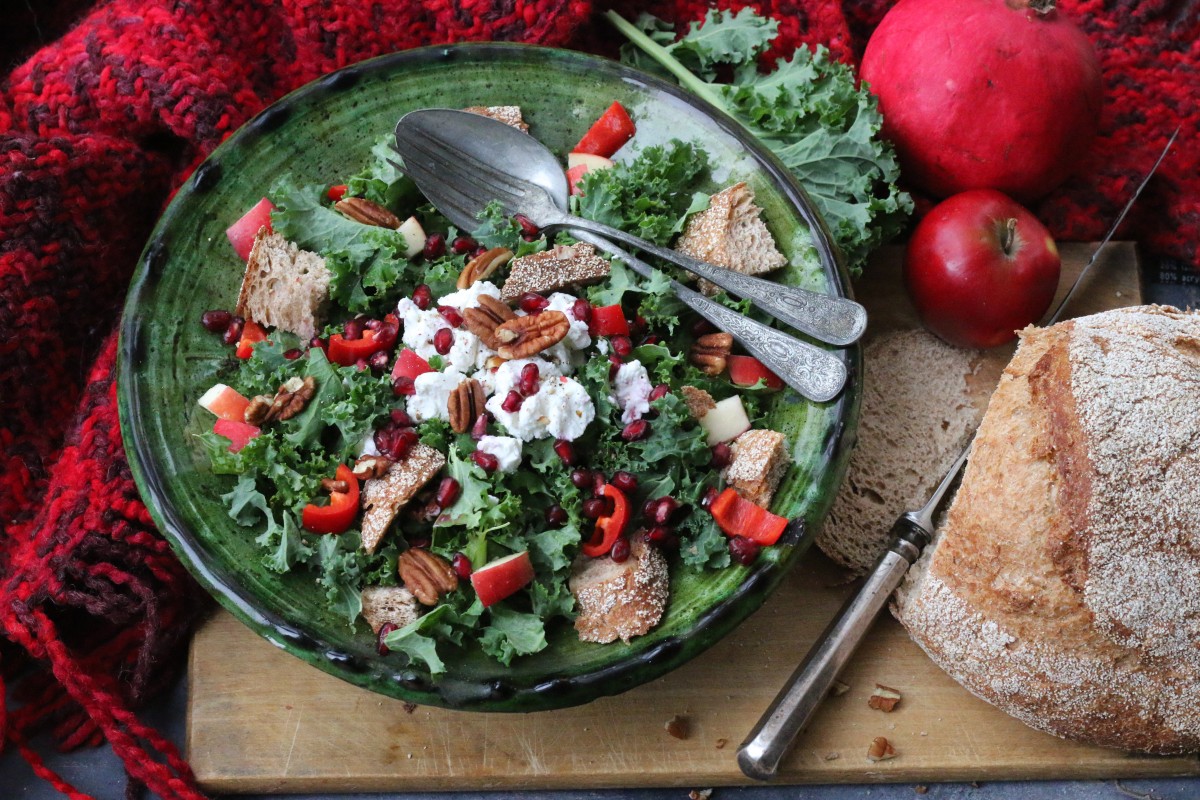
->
[[829, 680, 851, 697], [403, 702, 417, 714], [714, 738, 728, 749], [688, 790, 713, 800], [915, 786, 929, 795], [824, 751, 841, 761], [867, 736, 897, 762], [665, 715, 691, 740]]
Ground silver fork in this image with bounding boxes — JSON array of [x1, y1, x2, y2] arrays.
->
[[392, 109, 867, 349]]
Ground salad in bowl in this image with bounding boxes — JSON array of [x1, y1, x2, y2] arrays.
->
[[198, 103, 820, 673]]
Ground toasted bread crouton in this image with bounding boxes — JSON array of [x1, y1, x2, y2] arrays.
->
[[680, 386, 716, 420], [235, 229, 331, 341], [462, 105, 529, 132], [675, 183, 786, 294], [725, 429, 790, 509], [360, 586, 420, 633], [500, 243, 610, 302], [360, 444, 446, 554], [569, 538, 669, 644]]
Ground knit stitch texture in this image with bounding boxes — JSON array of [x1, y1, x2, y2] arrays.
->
[[0, 1, 1196, 798]]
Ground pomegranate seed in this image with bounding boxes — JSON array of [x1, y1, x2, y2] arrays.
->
[[283, 348, 302, 360], [377, 622, 399, 655], [610, 471, 638, 493], [451, 235, 477, 254], [437, 305, 463, 328], [407, 537, 431, 549], [201, 309, 232, 332], [436, 477, 461, 508], [653, 496, 679, 525], [621, 419, 650, 441], [501, 390, 524, 413], [472, 245, 488, 257], [648, 383, 670, 402], [423, 233, 446, 259], [643, 334, 660, 346], [374, 321, 399, 350], [343, 318, 364, 341], [519, 363, 540, 396], [390, 409, 413, 427], [365, 319, 383, 331], [222, 316, 244, 346], [545, 504, 568, 527], [514, 213, 540, 238], [367, 350, 390, 372], [608, 354, 622, 380], [393, 376, 416, 396], [471, 450, 500, 472], [647, 525, 673, 543], [729, 536, 760, 566], [309, 335, 327, 352], [610, 538, 631, 563], [582, 498, 610, 519], [354, 358, 368, 371], [710, 442, 733, 468], [450, 552, 473, 579], [571, 298, 592, 324], [700, 485, 719, 511], [611, 335, 633, 357], [434, 327, 453, 355], [642, 498, 659, 520], [691, 318, 715, 337], [570, 469, 593, 489], [470, 413, 489, 440], [412, 284, 432, 310], [375, 427, 417, 460], [592, 471, 607, 497], [518, 292, 550, 313], [551, 438, 576, 465], [631, 315, 648, 337]]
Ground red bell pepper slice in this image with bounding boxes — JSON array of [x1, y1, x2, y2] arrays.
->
[[327, 315, 399, 367], [302, 464, 360, 534], [235, 320, 268, 359], [391, 347, 434, 381], [588, 304, 630, 337], [573, 101, 636, 158], [327, 184, 348, 202], [710, 488, 788, 546], [582, 484, 630, 557]]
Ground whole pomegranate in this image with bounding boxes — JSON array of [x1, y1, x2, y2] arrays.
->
[[860, 0, 1102, 202]]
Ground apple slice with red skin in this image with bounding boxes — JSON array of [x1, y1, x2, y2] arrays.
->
[[198, 384, 251, 422], [226, 197, 275, 261], [470, 551, 535, 607], [212, 419, 260, 453], [727, 355, 784, 391]]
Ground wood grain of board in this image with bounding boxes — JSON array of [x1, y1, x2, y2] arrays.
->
[[189, 242, 1200, 793]]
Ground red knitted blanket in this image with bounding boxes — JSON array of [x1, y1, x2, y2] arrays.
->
[[1, 1, 1196, 798]]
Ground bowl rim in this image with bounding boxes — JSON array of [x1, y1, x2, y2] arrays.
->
[[117, 41, 862, 712]]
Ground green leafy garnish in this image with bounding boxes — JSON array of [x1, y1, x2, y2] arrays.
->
[[610, 8, 912, 273]]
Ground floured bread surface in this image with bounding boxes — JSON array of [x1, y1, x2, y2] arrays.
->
[[895, 305, 1200, 754], [819, 330, 982, 573]]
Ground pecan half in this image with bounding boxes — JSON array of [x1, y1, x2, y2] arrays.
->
[[352, 454, 394, 480], [447, 378, 486, 434], [689, 332, 733, 376], [462, 295, 517, 349], [335, 197, 401, 229], [243, 376, 316, 425], [866, 736, 897, 762], [398, 548, 458, 606], [320, 478, 350, 494], [457, 247, 514, 289], [868, 684, 902, 712], [495, 310, 569, 360]]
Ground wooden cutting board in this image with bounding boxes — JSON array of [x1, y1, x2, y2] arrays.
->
[[188, 242, 1200, 793]]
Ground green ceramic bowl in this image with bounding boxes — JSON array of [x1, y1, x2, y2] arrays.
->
[[118, 44, 861, 711]]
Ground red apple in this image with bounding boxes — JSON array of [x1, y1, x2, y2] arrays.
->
[[470, 551, 535, 607], [727, 356, 784, 391], [904, 189, 1061, 348], [226, 197, 275, 261]]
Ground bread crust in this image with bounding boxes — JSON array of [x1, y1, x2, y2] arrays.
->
[[895, 306, 1200, 754]]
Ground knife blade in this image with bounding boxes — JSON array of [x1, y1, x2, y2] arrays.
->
[[736, 126, 1181, 782]]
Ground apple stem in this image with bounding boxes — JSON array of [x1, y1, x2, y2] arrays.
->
[[1001, 218, 1018, 256]]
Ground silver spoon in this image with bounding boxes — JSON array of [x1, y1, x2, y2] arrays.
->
[[393, 108, 866, 348], [391, 110, 850, 402]]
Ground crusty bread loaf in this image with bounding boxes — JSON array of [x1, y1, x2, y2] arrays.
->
[[819, 330, 982, 573], [236, 229, 331, 341], [675, 182, 786, 293], [725, 429, 789, 508], [894, 305, 1200, 754]]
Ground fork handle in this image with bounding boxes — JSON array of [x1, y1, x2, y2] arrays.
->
[[673, 283, 847, 403], [555, 215, 867, 347]]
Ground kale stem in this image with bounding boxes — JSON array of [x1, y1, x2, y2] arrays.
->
[[603, 11, 732, 115]]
